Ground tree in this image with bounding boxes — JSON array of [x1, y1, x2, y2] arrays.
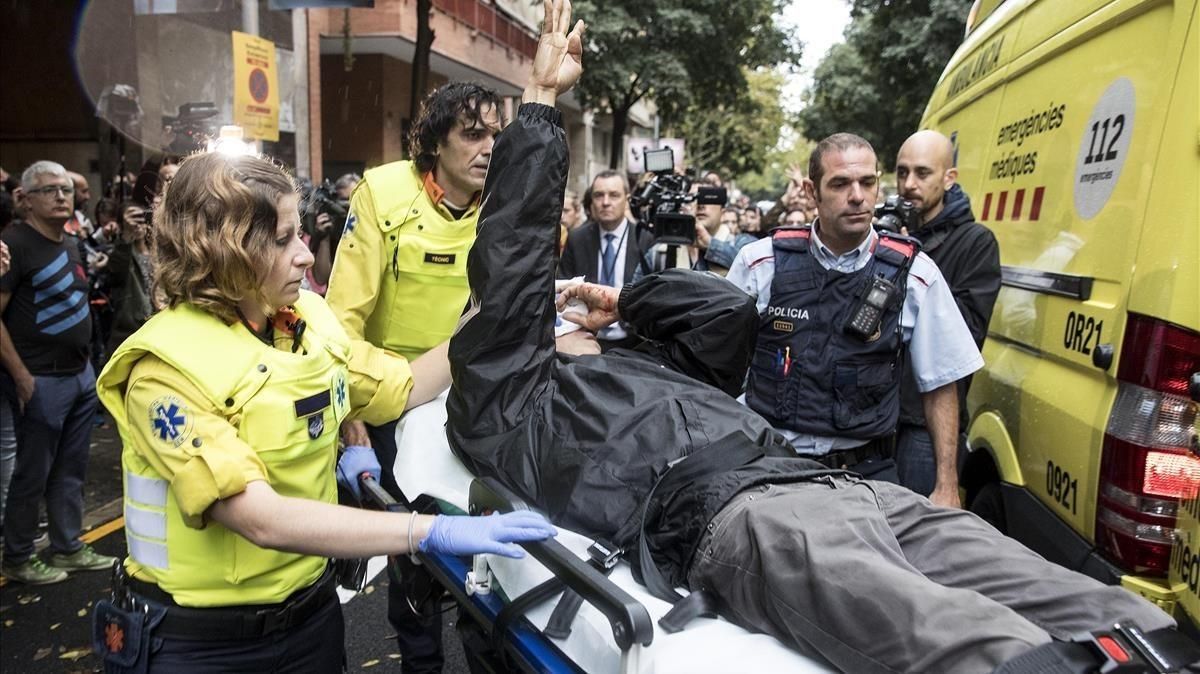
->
[[408, 0, 434, 140], [799, 0, 972, 170], [737, 128, 817, 202], [672, 68, 788, 180], [571, 0, 800, 169]]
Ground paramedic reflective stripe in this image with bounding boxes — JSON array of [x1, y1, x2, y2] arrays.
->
[[125, 503, 167, 540], [126, 472, 168, 507], [127, 534, 169, 570], [125, 472, 169, 569]]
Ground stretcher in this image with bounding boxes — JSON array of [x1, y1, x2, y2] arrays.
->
[[383, 391, 832, 674]]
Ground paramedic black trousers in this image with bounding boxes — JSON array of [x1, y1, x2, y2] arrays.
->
[[368, 418, 445, 674]]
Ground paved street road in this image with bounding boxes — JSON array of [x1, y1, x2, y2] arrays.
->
[[0, 420, 470, 672]]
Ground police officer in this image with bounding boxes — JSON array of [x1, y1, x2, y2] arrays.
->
[[727, 133, 982, 508], [93, 151, 555, 672], [325, 81, 501, 673]]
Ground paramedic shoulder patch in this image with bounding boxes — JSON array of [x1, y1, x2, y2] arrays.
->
[[423, 252, 456, 265], [148, 396, 194, 448]]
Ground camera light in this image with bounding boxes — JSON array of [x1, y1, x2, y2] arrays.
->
[[207, 125, 257, 157]]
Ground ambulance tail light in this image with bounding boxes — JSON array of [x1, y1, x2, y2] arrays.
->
[[1096, 315, 1200, 576], [965, 0, 982, 36]]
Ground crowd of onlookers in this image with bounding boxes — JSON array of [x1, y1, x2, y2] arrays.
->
[[556, 166, 820, 253], [0, 158, 181, 582]]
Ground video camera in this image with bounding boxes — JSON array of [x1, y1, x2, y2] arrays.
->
[[301, 179, 350, 243], [162, 102, 219, 155], [628, 147, 726, 246], [873, 195, 921, 234]]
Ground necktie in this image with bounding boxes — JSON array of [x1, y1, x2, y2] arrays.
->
[[600, 233, 617, 287]]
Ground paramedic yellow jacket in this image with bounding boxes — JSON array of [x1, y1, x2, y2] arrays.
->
[[96, 290, 413, 607], [325, 161, 478, 361]]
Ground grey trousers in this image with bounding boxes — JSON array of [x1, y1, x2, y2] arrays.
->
[[687, 477, 1174, 673], [2, 365, 97, 562]]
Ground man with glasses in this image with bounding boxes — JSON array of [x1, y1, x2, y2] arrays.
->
[[0, 160, 117, 585], [558, 170, 654, 350]]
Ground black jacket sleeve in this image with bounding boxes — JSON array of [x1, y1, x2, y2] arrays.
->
[[618, 269, 759, 397], [447, 103, 567, 439], [106, 240, 133, 291], [951, 225, 1001, 348]]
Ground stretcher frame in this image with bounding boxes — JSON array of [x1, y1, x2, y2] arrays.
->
[[360, 475, 655, 674]]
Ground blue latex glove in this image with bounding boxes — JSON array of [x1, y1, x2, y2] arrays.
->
[[420, 511, 558, 559], [336, 445, 380, 502]]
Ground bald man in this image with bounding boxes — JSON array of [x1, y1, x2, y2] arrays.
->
[[894, 130, 1001, 496]]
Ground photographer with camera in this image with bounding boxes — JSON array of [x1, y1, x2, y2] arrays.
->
[[301, 173, 357, 294], [557, 170, 655, 350], [727, 133, 979, 508], [104, 203, 157, 352], [892, 130, 1000, 496], [624, 153, 741, 279]]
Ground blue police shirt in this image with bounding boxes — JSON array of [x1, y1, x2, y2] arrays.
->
[[726, 223, 983, 456]]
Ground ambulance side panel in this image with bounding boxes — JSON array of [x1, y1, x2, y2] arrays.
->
[[1159, 0, 1200, 624], [923, 0, 1191, 577]]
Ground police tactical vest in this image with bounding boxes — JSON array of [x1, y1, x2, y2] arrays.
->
[[97, 291, 352, 607], [361, 162, 476, 362], [745, 227, 915, 441]]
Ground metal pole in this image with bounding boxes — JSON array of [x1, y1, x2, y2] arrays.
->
[[242, 0, 259, 36], [292, 9, 310, 178]]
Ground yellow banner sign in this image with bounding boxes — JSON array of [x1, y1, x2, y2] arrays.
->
[[232, 31, 279, 142]]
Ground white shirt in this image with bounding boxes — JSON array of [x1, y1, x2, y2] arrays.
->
[[726, 224, 984, 456], [595, 219, 631, 341]]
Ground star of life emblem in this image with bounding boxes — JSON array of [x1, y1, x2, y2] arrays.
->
[[148, 396, 194, 448]]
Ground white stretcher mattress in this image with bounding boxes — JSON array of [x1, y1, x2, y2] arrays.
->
[[394, 392, 830, 674]]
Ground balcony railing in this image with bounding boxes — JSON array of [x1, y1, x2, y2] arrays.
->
[[431, 0, 537, 60]]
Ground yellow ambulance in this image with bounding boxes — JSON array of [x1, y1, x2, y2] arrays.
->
[[920, 0, 1199, 622]]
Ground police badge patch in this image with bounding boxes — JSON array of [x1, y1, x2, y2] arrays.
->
[[308, 413, 325, 439], [148, 396, 194, 448]]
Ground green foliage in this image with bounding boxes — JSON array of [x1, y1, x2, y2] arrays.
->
[[737, 130, 817, 202], [571, 0, 801, 167], [798, 0, 973, 170], [672, 68, 789, 180]]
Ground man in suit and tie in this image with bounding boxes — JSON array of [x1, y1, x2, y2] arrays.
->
[[558, 170, 654, 350]]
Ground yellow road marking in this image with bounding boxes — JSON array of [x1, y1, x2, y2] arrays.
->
[[0, 517, 124, 587], [81, 516, 125, 544]]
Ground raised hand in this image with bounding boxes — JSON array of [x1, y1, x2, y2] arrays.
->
[[524, 0, 586, 105], [556, 282, 620, 332], [785, 163, 806, 187]]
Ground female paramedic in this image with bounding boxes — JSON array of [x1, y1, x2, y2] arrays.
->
[[92, 150, 556, 672]]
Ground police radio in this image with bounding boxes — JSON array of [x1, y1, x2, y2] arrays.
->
[[846, 276, 899, 340]]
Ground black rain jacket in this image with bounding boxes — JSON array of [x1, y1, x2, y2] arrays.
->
[[899, 184, 1001, 426], [446, 104, 835, 587]]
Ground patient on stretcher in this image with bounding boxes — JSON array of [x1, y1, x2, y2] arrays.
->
[[442, 3, 1181, 671]]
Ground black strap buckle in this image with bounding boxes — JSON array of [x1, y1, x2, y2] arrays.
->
[[544, 540, 625, 639], [994, 623, 1200, 674], [1088, 623, 1198, 673], [255, 604, 292, 637], [587, 539, 622, 571]]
